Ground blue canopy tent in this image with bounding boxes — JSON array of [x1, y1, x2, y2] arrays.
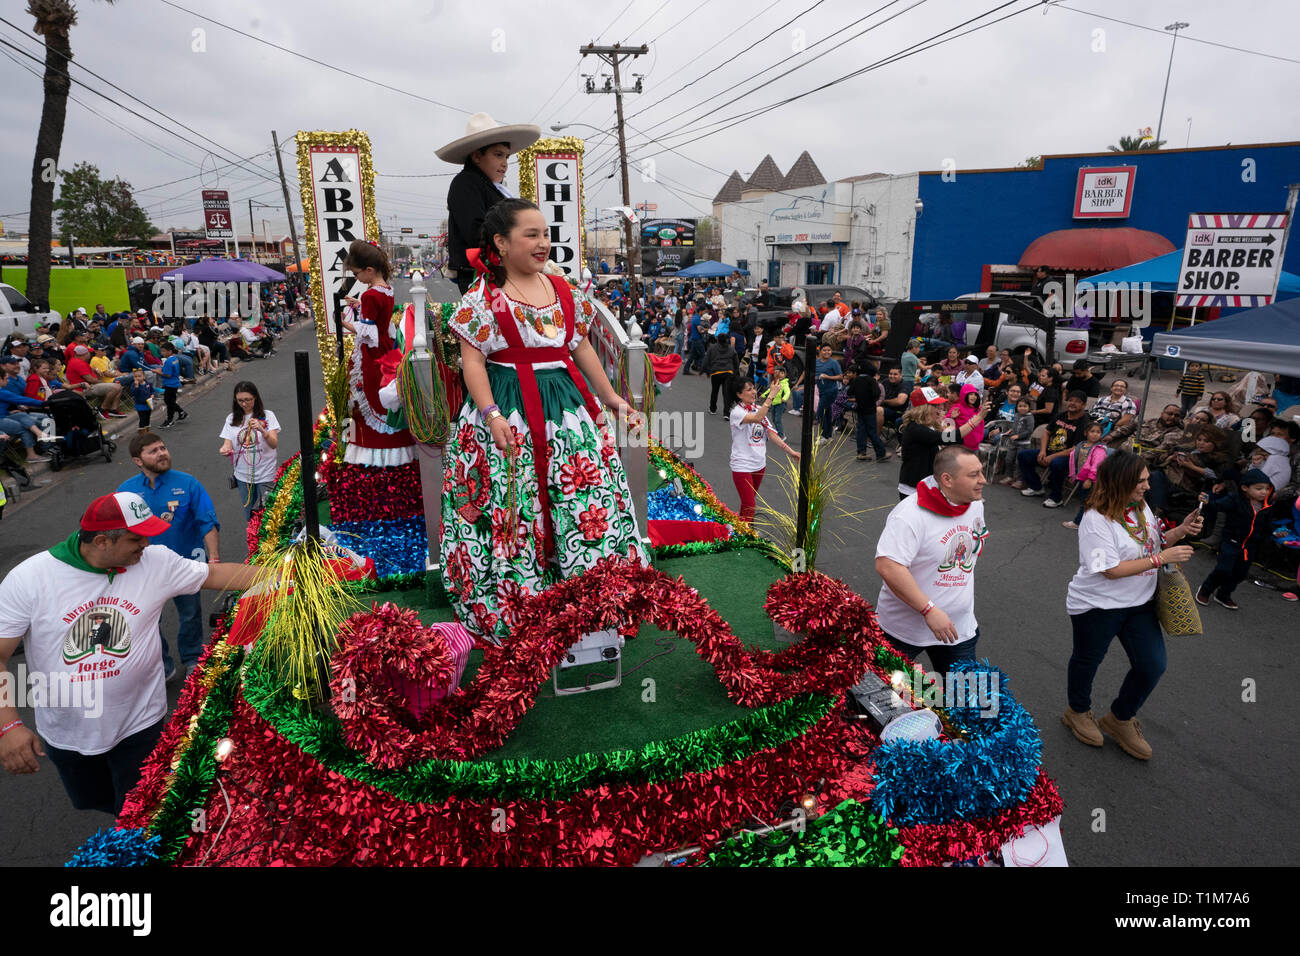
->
[[672, 260, 749, 279], [1153, 297, 1300, 378], [1088, 250, 1300, 298], [161, 258, 286, 282]]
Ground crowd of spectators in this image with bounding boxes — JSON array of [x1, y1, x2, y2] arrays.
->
[[0, 286, 299, 466]]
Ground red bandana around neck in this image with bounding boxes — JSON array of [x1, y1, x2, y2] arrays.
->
[[916, 476, 970, 517]]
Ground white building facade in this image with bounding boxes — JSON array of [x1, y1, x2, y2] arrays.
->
[[718, 172, 919, 300]]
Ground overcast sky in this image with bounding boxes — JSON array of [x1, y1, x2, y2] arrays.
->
[[1, 0, 1297, 244]]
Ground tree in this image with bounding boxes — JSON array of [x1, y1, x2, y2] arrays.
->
[[54, 162, 155, 245], [1107, 135, 1166, 153], [23, 0, 116, 308], [1016, 155, 1044, 169]]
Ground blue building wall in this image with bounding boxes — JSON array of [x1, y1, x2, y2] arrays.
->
[[911, 143, 1300, 300]]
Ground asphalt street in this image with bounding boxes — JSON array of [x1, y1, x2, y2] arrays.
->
[[1, 301, 1294, 866]]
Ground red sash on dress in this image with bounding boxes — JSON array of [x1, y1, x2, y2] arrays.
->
[[483, 273, 602, 560]]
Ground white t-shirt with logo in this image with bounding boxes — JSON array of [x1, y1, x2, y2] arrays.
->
[[1066, 504, 1161, 615], [874, 494, 988, 647], [0, 544, 209, 754], [729, 404, 771, 473], [220, 410, 281, 485]]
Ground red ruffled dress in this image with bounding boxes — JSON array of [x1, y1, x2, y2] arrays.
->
[[345, 284, 414, 466]]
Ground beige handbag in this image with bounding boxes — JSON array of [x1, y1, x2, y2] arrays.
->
[[1155, 564, 1203, 636]]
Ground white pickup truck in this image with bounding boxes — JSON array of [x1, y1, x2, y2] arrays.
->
[[954, 293, 1088, 364], [0, 282, 61, 339]]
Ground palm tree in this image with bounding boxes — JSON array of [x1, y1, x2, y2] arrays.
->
[[23, 1, 113, 311], [1107, 135, 1166, 153]]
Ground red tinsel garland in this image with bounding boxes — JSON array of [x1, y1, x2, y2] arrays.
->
[[117, 635, 229, 829], [330, 604, 458, 767], [177, 695, 867, 867], [327, 561, 886, 765], [324, 459, 425, 523], [896, 772, 1066, 866]]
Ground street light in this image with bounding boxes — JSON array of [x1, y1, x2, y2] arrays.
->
[[1155, 21, 1190, 146], [550, 122, 616, 141]]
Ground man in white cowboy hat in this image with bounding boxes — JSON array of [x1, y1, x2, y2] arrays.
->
[[437, 112, 541, 293]]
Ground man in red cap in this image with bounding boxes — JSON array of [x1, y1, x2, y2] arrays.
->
[[0, 492, 264, 813]]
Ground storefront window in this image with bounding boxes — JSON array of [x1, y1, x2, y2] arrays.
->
[[806, 262, 833, 284]]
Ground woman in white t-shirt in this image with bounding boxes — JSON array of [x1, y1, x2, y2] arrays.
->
[[728, 379, 799, 522], [218, 381, 281, 521], [1063, 451, 1202, 760]]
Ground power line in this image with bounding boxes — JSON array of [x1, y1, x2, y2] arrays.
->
[[0, 21, 280, 185], [623, 0, 674, 43], [624, 0, 818, 126], [1056, 4, 1300, 65], [642, 0, 1037, 155], [621, 0, 921, 154], [596, 0, 639, 43], [0, 46, 197, 168], [647, 0, 717, 43], [155, 0, 475, 113]]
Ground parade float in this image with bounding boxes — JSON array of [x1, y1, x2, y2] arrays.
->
[[68, 131, 1065, 868]]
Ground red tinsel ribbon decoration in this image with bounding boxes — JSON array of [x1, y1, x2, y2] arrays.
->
[[328, 560, 889, 767]]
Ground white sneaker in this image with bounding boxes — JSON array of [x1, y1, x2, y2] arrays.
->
[[1043, 498, 1062, 509], [788, 410, 802, 417], [1021, 487, 1045, 497]]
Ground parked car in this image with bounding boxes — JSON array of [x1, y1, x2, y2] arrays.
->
[[0, 282, 61, 339], [763, 284, 879, 313], [883, 296, 1087, 368]]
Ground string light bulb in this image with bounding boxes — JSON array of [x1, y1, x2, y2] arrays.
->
[[214, 737, 235, 763]]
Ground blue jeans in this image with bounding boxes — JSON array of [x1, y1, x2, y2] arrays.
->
[[686, 339, 705, 372], [770, 402, 784, 437], [236, 478, 274, 521], [886, 627, 981, 678], [1199, 538, 1250, 599], [45, 718, 166, 813], [0, 417, 36, 447], [1018, 449, 1070, 500], [1067, 600, 1165, 721], [857, 408, 886, 457], [791, 385, 805, 413], [160, 591, 205, 670], [818, 389, 838, 438]]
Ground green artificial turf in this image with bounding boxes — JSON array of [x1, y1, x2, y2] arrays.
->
[[377, 546, 786, 761]]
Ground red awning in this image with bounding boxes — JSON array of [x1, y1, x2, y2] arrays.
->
[[1019, 227, 1175, 272]]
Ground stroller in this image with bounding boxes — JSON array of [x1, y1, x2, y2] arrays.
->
[[40, 391, 116, 471]]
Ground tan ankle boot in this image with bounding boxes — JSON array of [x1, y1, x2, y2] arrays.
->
[[1062, 708, 1103, 746], [1099, 712, 1152, 760]]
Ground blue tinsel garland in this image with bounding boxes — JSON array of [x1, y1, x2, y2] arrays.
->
[[332, 517, 428, 578], [869, 662, 1042, 827], [646, 488, 708, 522], [66, 827, 161, 867]]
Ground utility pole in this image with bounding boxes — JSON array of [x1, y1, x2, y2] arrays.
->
[[272, 130, 304, 278], [579, 43, 647, 295]]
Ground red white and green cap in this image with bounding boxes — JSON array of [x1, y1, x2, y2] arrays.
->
[[910, 386, 947, 407], [80, 492, 172, 536]]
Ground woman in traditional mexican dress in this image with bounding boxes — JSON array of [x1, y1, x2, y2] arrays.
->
[[341, 239, 414, 466], [441, 199, 647, 642]]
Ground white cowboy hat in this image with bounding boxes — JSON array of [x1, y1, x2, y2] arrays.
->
[[436, 112, 542, 165]]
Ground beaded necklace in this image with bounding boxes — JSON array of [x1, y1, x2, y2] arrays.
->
[[1120, 502, 1158, 556]]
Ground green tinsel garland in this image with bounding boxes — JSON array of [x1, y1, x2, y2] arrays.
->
[[697, 799, 906, 867], [148, 647, 245, 863], [652, 536, 790, 565], [241, 646, 837, 804]]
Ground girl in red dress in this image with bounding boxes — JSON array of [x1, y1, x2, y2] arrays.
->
[[341, 240, 414, 466]]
